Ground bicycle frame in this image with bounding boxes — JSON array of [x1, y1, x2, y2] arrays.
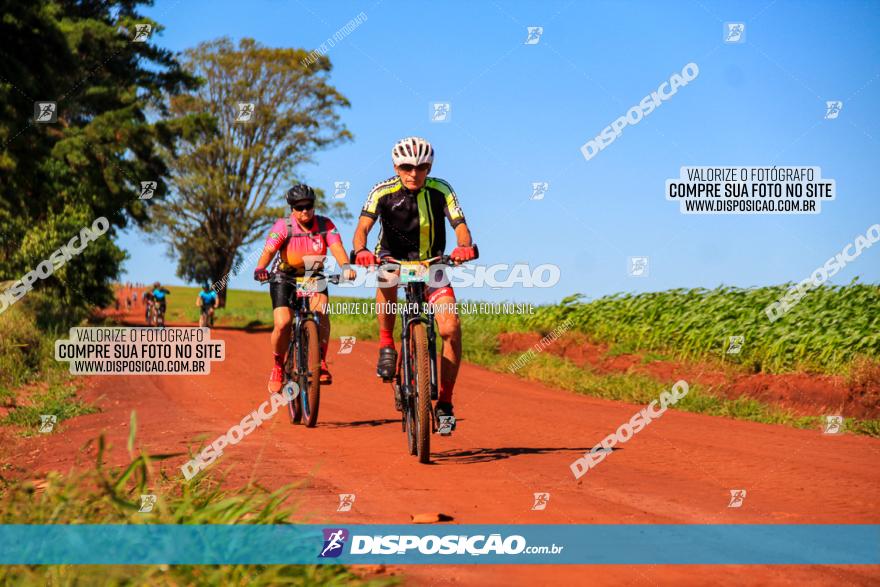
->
[[288, 292, 319, 379], [398, 281, 439, 405]]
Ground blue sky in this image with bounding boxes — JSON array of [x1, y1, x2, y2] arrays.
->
[[121, 0, 880, 303]]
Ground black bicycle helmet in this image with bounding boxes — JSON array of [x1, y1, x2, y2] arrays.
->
[[285, 184, 316, 207]]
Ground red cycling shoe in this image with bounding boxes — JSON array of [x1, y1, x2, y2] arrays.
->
[[319, 360, 332, 385], [267, 363, 283, 394]]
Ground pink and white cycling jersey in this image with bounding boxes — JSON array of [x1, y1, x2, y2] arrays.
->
[[264, 214, 342, 270]]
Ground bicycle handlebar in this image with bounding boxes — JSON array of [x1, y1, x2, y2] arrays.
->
[[349, 243, 480, 266], [259, 273, 343, 286]]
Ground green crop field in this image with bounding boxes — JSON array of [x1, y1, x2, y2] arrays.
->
[[156, 282, 879, 375], [471, 282, 880, 375]]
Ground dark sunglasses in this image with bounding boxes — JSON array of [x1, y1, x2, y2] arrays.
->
[[292, 202, 314, 211], [398, 163, 430, 173]]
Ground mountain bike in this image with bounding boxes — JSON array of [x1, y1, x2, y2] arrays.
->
[[145, 300, 155, 326], [266, 272, 341, 428], [355, 247, 479, 463], [154, 303, 166, 328], [199, 304, 215, 328]]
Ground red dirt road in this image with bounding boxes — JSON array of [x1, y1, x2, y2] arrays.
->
[[13, 318, 880, 585]]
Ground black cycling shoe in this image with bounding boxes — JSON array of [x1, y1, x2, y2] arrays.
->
[[377, 347, 397, 380], [435, 401, 456, 435], [435, 401, 454, 418]]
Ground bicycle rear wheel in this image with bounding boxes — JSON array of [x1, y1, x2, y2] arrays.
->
[[286, 337, 299, 424], [410, 322, 431, 463], [299, 320, 321, 427], [405, 394, 417, 455]]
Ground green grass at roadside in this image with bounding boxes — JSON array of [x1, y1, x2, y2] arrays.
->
[[466, 334, 880, 437], [0, 423, 386, 586], [0, 299, 98, 433], [1, 369, 97, 434]]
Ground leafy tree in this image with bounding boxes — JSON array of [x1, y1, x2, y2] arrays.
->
[[150, 37, 352, 307], [0, 0, 195, 317]]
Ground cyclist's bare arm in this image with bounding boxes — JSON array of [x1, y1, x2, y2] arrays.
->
[[353, 216, 375, 251], [255, 248, 275, 271], [328, 241, 348, 267], [453, 222, 473, 247]]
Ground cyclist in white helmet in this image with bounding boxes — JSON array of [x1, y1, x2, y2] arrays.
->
[[353, 136, 476, 424]]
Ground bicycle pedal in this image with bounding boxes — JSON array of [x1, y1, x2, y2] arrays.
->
[[437, 415, 455, 436], [283, 382, 299, 401]]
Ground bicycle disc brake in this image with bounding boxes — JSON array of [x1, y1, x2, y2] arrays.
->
[[283, 379, 300, 401]]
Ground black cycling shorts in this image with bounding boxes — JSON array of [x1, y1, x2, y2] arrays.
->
[[269, 274, 329, 309]]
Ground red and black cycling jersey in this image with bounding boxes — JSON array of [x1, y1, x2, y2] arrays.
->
[[360, 176, 466, 260]]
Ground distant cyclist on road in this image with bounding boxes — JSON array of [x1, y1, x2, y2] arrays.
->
[[151, 282, 170, 322], [196, 283, 219, 327], [253, 184, 355, 393], [142, 288, 155, 322], [352, 136, 476, 423]]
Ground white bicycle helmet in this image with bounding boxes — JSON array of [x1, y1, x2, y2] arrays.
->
[[391, 136, 434, 166]]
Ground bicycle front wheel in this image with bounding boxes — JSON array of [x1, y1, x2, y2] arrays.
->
[[299, 320, 321, 427], [410, 322, 431, 463]]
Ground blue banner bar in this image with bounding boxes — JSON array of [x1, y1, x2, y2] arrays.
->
[[0, 525, 877, 565]]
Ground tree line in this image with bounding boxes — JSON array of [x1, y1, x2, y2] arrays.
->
[[1, 0, 351, 315]]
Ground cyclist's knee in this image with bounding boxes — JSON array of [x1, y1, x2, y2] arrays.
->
[[437, 316, 461, 340], [273, 317, 292, 332]]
